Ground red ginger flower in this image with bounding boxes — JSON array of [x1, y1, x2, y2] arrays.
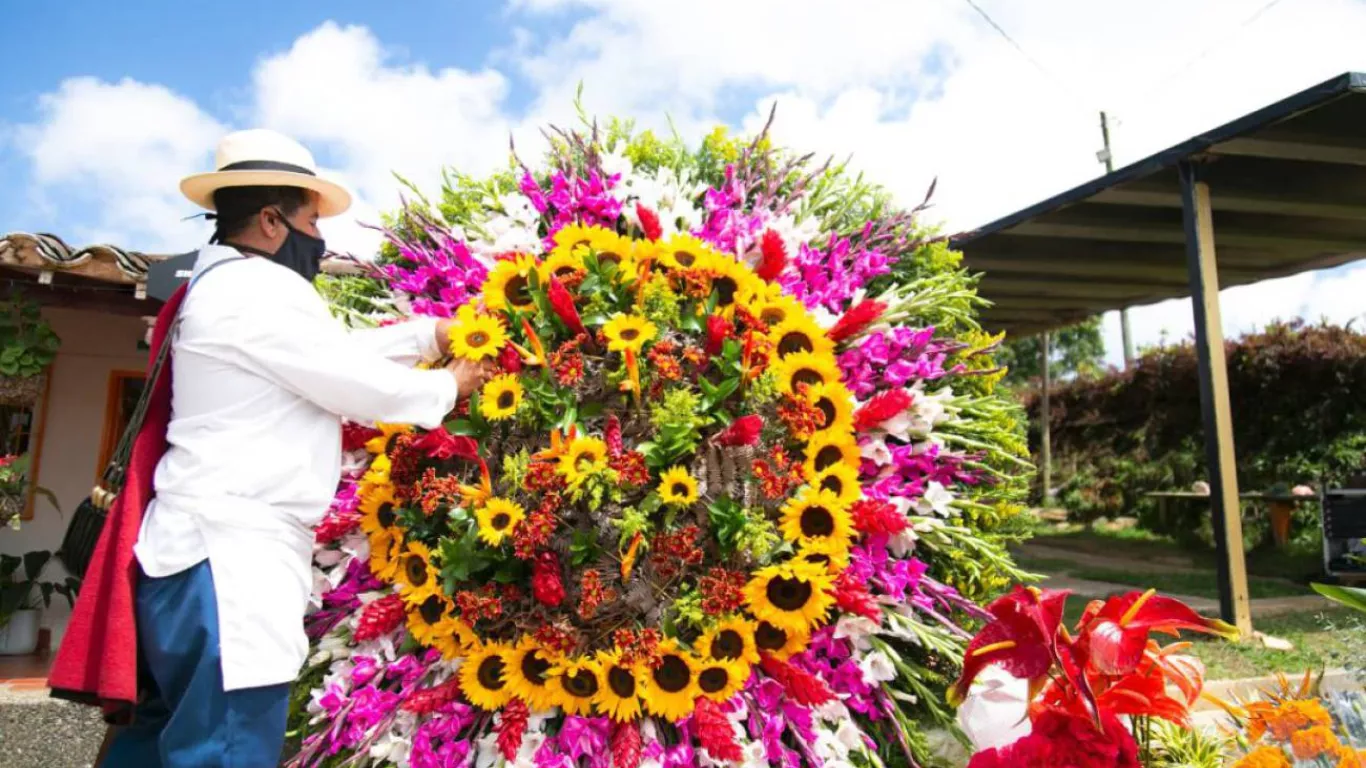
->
[[610, 720, 644, 768], [850, 499, 908, 536], [827, 299, 887, 344], [853, 389, 914, 433], [713, 414, 763, 447], [604, 414, 624, 457], [315, 511, 359, 544], [354, 593, 405, 642], [756, 228, 787, 281], [497, 699, 530, 759], [759, 655, 835, 706], [833, 570, 880, 621], [548, 276, 588, 338], [694, 697, 743, 762], [499, 343, 523, 373], [635, 203, 662, 241], [967, 710, 1140, 768], [342, 422, 382, 452], [532, 552, 565, 607], [401, 678, 462, 715], [705, 315, 733, 358]]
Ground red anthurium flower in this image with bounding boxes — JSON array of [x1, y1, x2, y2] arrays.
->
[[1077, 589, 1238, 676], [713, 414, 763, 447], [547, 277, 589, 339], [413, 427, 479, 461], [948, 586, 1069, 706]]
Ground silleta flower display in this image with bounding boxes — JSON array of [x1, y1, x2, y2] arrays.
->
[[293, 116, 1032, 768]]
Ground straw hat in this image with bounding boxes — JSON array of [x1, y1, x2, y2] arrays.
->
[[180, 129, 351, 217]]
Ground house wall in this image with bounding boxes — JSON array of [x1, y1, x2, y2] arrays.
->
[[1, 306, 147, 645]]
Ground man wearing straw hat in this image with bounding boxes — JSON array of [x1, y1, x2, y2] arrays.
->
[[50, 129, 488, 767]]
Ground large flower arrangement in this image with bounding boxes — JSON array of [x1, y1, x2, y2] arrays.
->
[[290, 116, 1032, 768]]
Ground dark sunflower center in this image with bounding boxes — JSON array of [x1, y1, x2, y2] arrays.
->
[[761, 308, 787, 326], [599, 250, 623, 265], [377, 502, 396, 528], [467, 331, 490, 347], [608, 667, 636, 698], [805, 553, 832, 567], [506, 275, 532, 306], [755, 622, 789, 652], [714, 277, 738, 305], [478, 656, 506, 690], [670, 483, 690, 497], [819, 474, 844, 496], [653, 655, 691, 694], [767, 575, 815, 611], [778, 332, 814, 356], [620, 327, 640, 341], [521, 651, 551, 685], [673, 250, 697, 267], [497, 391, 515, 409], [814, 445, 844, 472], [698, 667, 731, 694], [575, 450, 602, 470], [553, 265, 578, 278], [574, 239, 592, 250], [800, 506, 836, 537], [565, 670, 599, 698], [419, 595, 445, 625], [385, 433, 402, 454], [491, 513, 511, 530], [712, 630, 745, 660], [793, 369, 825, 389], [404, 555, 428, 587], [815, 398, 837, 428]]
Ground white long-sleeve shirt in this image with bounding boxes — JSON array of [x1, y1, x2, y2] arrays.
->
[[133, 244, 458, 690]]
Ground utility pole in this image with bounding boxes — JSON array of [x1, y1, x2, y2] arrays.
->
[[1100, 111, 1135, 367], [1040, 331, 1052, 504]]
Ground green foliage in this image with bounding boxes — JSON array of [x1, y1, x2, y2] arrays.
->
[[500, 449, 532, 494], [665, 585, 707, 633], [611, 503, 655, 548], [1312, 583, 1366, 614], [315, 275, 394, 326], [0, 550, 78, 627], [0, 292, 60, 378], [638, 276, 682, 328], [998, 316, 1106, 386], [643, 388, 709, 469], [1032, 320, 1366, 539], [1147, 719, 1228, 768]]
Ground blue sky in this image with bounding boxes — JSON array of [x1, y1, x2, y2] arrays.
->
[[4, 0, 1366, 366]]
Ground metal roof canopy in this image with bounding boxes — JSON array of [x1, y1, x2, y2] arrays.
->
[[952, 72, 1366, 338]]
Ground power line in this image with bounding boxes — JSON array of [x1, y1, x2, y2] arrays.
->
[[959, 0, 1096, 113]]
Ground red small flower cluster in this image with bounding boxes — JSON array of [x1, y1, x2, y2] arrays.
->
[[550, 337, 587, 386], [387, 434, 424, 493], [533, 623, 580, 656], [733, 304, 770, 335], [532, 552, 565, 607], [967, 710, 1140, 768], [676, 269, 712, 299], [609, 451, 650, 489], [416, 468, 462, 516], [512, 493, 560, 560], [525, 462, 566, 494], [699, 567, 748, 615], [455, 587, 503, 623], [753, 449, 804, 500], [650, 525, 704, 581], [577, 569, 619, 620], [613, 628, 663, 669], [778, 392, 826, 440], [646, 340, 684, 382], [682, 345, 707, 369]]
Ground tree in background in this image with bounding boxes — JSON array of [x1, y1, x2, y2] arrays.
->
[[998, 315, 1106, 386]]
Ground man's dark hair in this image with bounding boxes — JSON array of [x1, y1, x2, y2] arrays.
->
[[211, 185, 311, 241]]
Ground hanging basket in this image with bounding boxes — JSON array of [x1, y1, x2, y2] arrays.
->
[[0, 493, 22, 528], [0, 374, 44, 407]]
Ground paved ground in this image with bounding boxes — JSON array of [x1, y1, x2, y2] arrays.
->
[[0, 687, 104, 768]]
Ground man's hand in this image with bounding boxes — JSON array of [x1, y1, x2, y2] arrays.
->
[[447, 357, 492, 401], [435, 319, 454, 355]]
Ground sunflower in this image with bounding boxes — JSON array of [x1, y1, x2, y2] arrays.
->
[[738, 279, 786, 310], [361, 454, 392, 488], [696, 617, 760, 665], [752, 619, 810, 660], [641, 640, 699, 722], [367, 532, 403, 582], [558, 436, 609, 484], [657, 466, 699, 508], [483, 253, 540, 312], [459, 641, 514, 710], [448, 306, 509, 361], [602, 314, 657, 354], [550, 223, 599, 255], [395, 540, 441, 604], [479, 374, 524, 421], [695, 657, 750, 702], [593, 650, 646, 722], [810, 462, 862, 506], [802, 381, 856, 435], [658, 233, 715, 271], [745, 560, 837, 634], [406, 592, 459, 654], [548, 656, 604, 716], [587, 228, 638, 279], [476, 497, 525, 546], [505, 638, 562, 712], [798, 536, 852, 573], [358, 484, 399, 537], [779, 487, 854, 549], [768, 315, 834, 360], [803, 432, 861, 477], [364, 423, 412, 455], [540, 248, 585, 283], [775, 351, 841, 395], [706, 256, 760, 310]]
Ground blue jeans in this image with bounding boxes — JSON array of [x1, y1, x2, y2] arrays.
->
[[103, 560, 291, 767]]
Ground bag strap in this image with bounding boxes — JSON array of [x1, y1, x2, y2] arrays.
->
[[99, 255, 246, 495]]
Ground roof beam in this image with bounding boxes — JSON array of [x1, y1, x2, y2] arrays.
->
[[1211, 130, 1366, 167], [965, 255, 1264, 283], [1092, 185, 1366, 221], [1003, 221, 1366, 253]]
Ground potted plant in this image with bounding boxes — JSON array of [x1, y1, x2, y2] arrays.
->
[[0, 291, 61, 406], [0, 550, 78, 655], [0, 454, 59, 531]]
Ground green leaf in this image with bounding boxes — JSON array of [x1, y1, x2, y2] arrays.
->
[[1311, 583, 1366, 614], [446, 419, 481, 436]]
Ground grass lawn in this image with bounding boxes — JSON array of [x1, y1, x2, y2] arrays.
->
[[1065, 566, 1308, 600], [1185, 608, 1365, 680]]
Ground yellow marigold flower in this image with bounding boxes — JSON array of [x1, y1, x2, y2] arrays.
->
[[1291, 725, 1341, 761], [1232, 745, 1291, 768]]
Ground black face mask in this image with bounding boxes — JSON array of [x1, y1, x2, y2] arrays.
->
[[269, 211, 326, 283]]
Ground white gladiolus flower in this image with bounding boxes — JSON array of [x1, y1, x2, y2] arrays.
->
[[914, 481, 955, 517], [833, 615, 880, 649], [859, 436, 892, 466], [858, 649, 897, 684]]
